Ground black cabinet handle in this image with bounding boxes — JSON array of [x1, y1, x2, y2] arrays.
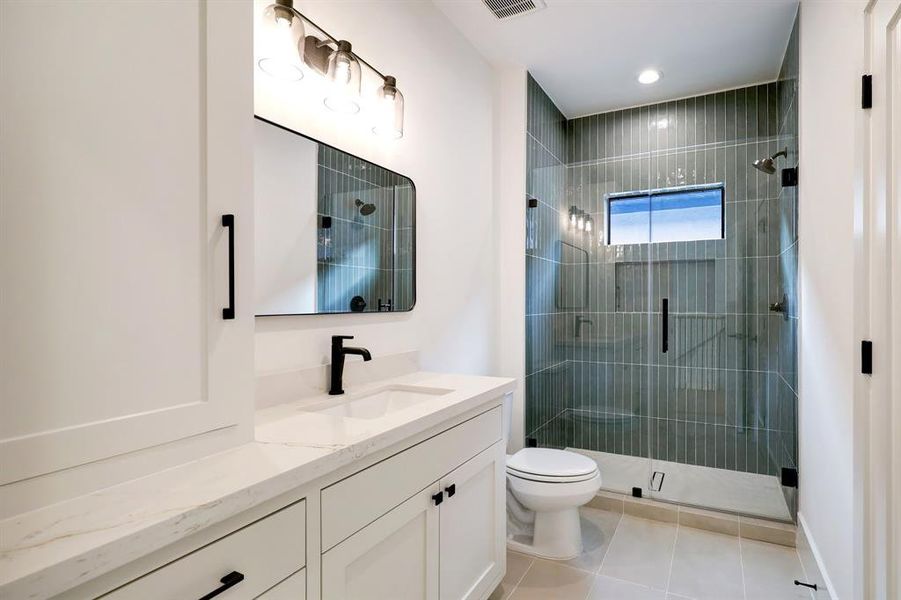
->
[[221, 214, 235, 320], [661, 298, 669, 353], [445, 484, 456, 497], [198, 571, 244, 600], [432, 491, 444, 506]]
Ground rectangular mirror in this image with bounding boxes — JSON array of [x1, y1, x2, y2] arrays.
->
[[254, 117, 415, 316]]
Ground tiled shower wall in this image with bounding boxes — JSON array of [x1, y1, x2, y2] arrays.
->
[[525, 13, 799, 509], [316, 145, 414, 313], [524, 75, 569, 441]]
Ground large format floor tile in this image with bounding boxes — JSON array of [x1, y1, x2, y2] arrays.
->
[[741, 538, 810, 600], [588, 575, 667, 599], [493, 506, 816, 600], [667, 527, 744, 600], [599, 515, 678, 590], [508, 559, 595, 600]]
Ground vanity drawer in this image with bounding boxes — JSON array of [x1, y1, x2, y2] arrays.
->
[[321, 405, 502, 550], [102, 500, 306, 599]]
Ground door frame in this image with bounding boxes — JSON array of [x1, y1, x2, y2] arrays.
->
[[856, 1, 901, 597]]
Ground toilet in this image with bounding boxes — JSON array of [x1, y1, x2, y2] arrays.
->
[[502, 395, 602, 560]]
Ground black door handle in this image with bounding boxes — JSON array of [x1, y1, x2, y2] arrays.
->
[[445, 484, 456, 497], [661, 298, 669, 353], [432, 491, 444, 506], [198, 571, 244, 600], [222, 214, 235, 320]]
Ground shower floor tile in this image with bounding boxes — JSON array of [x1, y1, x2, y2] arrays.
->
[[493, 509, 816, 600]]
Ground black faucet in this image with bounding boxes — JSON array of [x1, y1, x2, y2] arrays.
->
[[329, 335, 372, 395]]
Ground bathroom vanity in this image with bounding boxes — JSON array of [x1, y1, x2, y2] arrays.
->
[[0, 371, 514, 600]]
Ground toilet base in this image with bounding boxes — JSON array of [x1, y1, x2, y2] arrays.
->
[[506, 507, 583, 560]]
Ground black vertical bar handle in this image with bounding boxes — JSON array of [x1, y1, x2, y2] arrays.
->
[[197, 570, 244, 600], [221, 214, 235, 320], [661, 298, 669, 353]]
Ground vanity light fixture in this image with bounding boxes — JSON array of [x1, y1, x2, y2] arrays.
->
[[257, 1, 406, 138], [373, 76, 405, 139], [258, 0, 305, 81], [324, 40, 362, 114], [638, 69, 662, 85]]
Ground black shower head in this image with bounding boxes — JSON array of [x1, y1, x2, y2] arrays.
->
[[355, 199, 376, 216]]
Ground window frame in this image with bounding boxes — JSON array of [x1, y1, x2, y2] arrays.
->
[[605, 183, 726, 246]]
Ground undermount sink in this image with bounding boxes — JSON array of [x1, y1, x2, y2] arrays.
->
[[310, 384, 453, 420]]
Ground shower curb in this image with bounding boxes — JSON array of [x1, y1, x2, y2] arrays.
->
[[588, 490, 797, 547]]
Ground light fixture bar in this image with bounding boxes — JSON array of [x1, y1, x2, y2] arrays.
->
[[283, 1, 389, 85]]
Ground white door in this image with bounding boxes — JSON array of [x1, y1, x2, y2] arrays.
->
[[0, 1, 253, 485], [439, 442, 506, 600], [862, 1, 901, 597], [322, 483, 440, 600]]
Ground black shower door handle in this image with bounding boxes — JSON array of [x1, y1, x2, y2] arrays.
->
[[222, 214, 235, 320], [661, 298, 669, 353]]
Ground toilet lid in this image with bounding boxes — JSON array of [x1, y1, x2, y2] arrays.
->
[[506, 448, 598, 478]]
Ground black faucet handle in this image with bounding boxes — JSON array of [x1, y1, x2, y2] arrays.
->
[[332, 335, 354, 343]]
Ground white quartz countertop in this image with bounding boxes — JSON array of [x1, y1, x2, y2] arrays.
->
[[0, 371, 515, 600]]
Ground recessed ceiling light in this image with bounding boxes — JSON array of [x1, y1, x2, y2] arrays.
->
[[638, 69, 662, 85]]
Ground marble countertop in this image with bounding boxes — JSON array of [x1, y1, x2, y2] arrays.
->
[[0, 371, 515, 600]]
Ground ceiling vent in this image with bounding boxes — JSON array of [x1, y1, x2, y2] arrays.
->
[[482, 0, 546, 20]]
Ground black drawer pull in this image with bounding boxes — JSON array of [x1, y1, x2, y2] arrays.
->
[[198, 570, 244, 600], [222, 214, 235, 320], [432, 491, 444, 506], [445, 484, 456, 497]]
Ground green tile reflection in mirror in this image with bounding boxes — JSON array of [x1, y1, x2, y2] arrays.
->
[[253, 116, 415, 316]]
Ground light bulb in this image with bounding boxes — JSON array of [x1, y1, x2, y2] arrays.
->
[[325, 40, 361, 114], [257, 2, 305, 82], [372, 76, 404, 139], [577, 215, 585, 230], [585, 218, 593, 233]]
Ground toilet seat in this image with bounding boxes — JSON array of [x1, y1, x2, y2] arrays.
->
[[506, 448, 598, 483]]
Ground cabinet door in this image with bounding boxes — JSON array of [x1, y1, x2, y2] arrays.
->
[[0, 0, 253, 484], [322, 484, 440, 600], [439, 442, 506, 600]]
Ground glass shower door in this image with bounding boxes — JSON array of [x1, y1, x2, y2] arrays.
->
[[644, 187, 728, 510]]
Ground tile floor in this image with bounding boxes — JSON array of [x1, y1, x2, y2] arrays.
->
[[491, 508, 815, 600]]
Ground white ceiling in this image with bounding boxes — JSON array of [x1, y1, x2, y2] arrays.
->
[[433, 0, 799, 118]]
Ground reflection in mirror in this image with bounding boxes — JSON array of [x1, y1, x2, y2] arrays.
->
[[254, 117, 415, 315]]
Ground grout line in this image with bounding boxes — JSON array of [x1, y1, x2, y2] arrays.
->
[[738, 532, 749, 600], [503, 553, 534, 600], [664, 520, 680, 595]]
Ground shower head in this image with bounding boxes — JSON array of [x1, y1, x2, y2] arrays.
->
[[354, 199, 376, 216], [752, 148, 788, 175]]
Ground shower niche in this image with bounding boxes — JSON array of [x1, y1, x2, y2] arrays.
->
[[254, 116, 415, 316]]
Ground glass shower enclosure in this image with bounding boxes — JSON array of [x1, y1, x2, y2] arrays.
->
[[524, 40, 799, 523]]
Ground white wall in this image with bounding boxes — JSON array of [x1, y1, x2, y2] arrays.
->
[[254, 0, 498, 376], [493, 68, 528, 452], [254, 120, 319, 315], [797, 2, 865, 598]]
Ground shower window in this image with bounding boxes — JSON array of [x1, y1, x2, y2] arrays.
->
[[607, 185, 724, 245]]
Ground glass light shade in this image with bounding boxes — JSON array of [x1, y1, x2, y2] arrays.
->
[[585, 217, 593, 233], [577, 214, 585, 230], [324, 40, 362, 114], [372, 76, 404, 139], [258, 1, 305, 81]]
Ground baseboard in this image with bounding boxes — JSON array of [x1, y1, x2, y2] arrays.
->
[[797, 512, 838, 599]]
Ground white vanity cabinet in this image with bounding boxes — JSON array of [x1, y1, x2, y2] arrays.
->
[[0, 0, 254, 495], [321, 408, 506, 600]]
